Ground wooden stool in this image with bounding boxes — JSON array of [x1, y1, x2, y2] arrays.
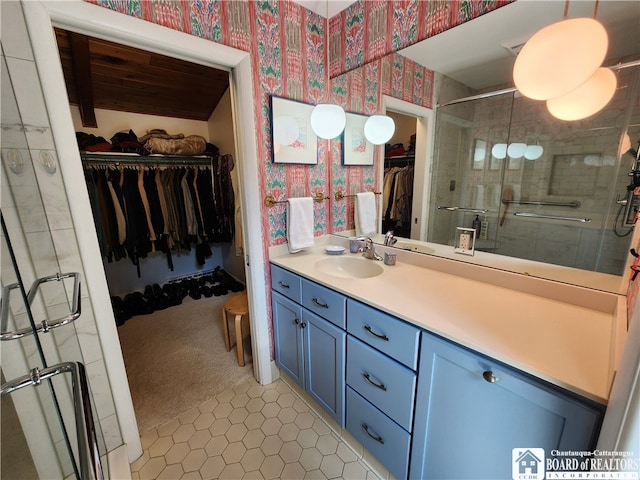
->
[[222, 293, 250, 366]]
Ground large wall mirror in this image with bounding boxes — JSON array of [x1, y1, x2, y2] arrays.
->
[[330, 0, 640, 294]]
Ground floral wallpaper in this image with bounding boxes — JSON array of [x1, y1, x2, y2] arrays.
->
[[87, 0, 500, 247], [329, 0, 512, 78]]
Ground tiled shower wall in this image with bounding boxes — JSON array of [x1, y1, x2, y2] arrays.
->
[[432, 67, 640, 274], [1, 1, 122, 464]]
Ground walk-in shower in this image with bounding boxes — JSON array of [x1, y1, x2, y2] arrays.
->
[[428, 63, 640, 275]]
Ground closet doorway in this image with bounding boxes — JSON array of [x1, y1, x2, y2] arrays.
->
[[55, 29, 254, 434]]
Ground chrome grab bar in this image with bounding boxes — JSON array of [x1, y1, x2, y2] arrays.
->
[[1, 361, 104, 480], [514, 212, 591, 223], [1, 272, 81, 341], [502, 199, 581, 208], [437, 206, 488, 214]]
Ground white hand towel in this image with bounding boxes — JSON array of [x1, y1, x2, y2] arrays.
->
[[287, 197, 315, 253], [355, 192, 377, 237]]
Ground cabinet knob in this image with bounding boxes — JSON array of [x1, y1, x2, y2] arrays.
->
[[300, 322, 307, 328], [361, 423, 384, 445], [482, 371, 498, 383], [294, 318, 300, 325]]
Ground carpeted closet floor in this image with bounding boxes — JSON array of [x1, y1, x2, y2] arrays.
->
[[117, 293, 254, 435]]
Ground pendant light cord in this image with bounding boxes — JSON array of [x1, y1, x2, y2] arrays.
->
[[593, 0, 599, 19], [563, 0, 569, 18]]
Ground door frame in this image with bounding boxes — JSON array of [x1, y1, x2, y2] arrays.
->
[[382, 95, 435, 241], [23, 0, 270, 461]]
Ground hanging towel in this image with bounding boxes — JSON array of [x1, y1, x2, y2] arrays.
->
[[287, 197, 314, 253], [355, 192, 377, 237]]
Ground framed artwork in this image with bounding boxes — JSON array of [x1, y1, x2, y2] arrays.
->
[[270, 96, 318, 164], [342, 112, 375, 166], [472, 139, 487, 170]]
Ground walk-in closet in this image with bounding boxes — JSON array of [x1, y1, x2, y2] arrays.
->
[[383, 111, 418, 238], [55, 29, 253, 434]]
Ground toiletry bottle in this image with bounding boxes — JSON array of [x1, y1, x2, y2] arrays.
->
[[480, 216, 489, 240], [472, 215, 481, 238]]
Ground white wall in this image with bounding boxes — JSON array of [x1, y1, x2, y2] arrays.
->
[[207, 87, 246, 281], [70, 106, 210, 139]]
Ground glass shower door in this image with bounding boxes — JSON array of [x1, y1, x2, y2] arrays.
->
[[1, 40, 108, 478], [428, 64, 640, 276]]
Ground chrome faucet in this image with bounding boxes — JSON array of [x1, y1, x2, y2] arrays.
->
[[384, 230, 397, 246], [358, 237, 383, 261]]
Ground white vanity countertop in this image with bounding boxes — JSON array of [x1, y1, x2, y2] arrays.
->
[[270, 242, 628, 405]]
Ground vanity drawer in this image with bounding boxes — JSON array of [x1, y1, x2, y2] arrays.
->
[[271, 264, 302, 303], [346, 387, 410, 480], [302, 279, 346, 329], [347, 299, 420, 370], [347, 336, 416, 432]]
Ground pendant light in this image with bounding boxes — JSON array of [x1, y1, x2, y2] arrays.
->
[[524, 144, 544, 160], [546, 67, 617, 121], [507, 143, 527, 159], [310, 104, 346, 139], [310, 4, 346, 140], [513, 0, 608, 101], [364, 114, 395, 145], [491, 143, 507, 159]]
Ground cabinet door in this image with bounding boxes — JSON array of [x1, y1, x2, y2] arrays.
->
[[303, 309, 346, 427], [272, 292, 305, 388], [411, 333, 604, 480]]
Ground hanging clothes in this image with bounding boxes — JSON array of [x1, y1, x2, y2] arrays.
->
[[82, 155, 237, 275]]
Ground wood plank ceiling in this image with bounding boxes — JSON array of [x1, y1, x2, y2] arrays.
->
[[54, 28, 230, 128]]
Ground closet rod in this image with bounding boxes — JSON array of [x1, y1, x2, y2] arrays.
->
[[80, 153, 214, 166]]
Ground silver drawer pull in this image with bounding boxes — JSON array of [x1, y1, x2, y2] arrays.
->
[[362, 372, 387, 391], [312, 298, 329, 308], [483, 371, 498, 383], [278, 280, 290, 289], [363, 324, 389, 341], [361, 423, 384, 445]]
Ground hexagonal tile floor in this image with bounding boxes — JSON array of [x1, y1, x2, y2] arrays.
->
[[130, 377, 382, 479]]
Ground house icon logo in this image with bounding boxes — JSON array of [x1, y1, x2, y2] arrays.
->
[[512, 448, 545, 480]]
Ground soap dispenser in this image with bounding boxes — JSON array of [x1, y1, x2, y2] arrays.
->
[[472, 215, 481, 238]]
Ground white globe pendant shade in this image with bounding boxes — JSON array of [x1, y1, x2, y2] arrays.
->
[[364, 115, 396, 145], [491, 143, 507, 159], [513, 17, 608, 101], [524, 145, 544, 160], [546, 67, 617, 121], [273, 116, 300, 146], [310, 104, 346, 139], [507, 143, 527, 159]]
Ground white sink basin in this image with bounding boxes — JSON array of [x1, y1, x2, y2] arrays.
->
[[395, 241, 435, 254], [315, 256, 384, 279]]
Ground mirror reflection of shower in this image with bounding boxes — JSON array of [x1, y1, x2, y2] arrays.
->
[[428, 64, 640, 276]]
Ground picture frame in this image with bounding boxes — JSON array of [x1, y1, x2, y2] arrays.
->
[[270, 96, 318, 164], [342, 112, 375, 166]]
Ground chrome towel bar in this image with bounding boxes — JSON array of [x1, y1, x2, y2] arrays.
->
[[502, 199, 581, 208], [514, 212, 591, 223], [437, 206, 489, 214], [1, 272, 81, 341]]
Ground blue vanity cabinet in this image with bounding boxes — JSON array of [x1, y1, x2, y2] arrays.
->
[[345, 299, 420, 480], [271, 265, 346, 427], [410, 332, 605, 480], [272, 291, 305, 387]]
